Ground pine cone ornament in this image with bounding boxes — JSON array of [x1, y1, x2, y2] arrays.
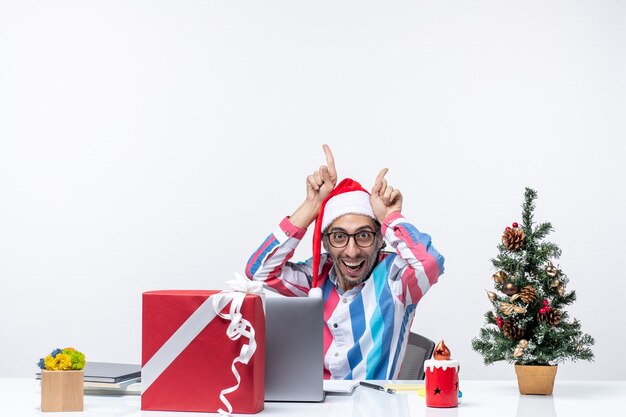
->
[[502, 319, 525, 340], [538, 309, 562, 326], [518, 285, 537, 304], [502, 227, 525, 251]]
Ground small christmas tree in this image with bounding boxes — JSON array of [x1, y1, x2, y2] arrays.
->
[[472, 188, 594, 366]]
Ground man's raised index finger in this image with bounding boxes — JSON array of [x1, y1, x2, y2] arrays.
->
[[375, 168, 389, 183], [322, 144, 337, 176], [371, 168, 389, 194]]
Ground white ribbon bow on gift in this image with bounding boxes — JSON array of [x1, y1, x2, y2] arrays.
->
[[212, 273, 264, 416], [225, 272, 264, 295]]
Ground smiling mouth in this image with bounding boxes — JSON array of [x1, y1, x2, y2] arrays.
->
[[341, 259, 366, 275]]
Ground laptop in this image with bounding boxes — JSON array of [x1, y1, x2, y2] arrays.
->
[[264, 295, 325, 402]]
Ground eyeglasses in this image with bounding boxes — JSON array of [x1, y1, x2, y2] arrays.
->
[[324, 231, 377, 248]]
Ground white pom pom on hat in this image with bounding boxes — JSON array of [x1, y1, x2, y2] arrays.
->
[[308, 287, 323, 299]]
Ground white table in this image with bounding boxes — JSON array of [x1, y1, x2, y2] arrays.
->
[[1, 379, 625, 417]]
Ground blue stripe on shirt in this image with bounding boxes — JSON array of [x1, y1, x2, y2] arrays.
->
[[365, 257, 395, 379], [388, 303, 417, 378], [376, 258, 397, 379], [322, 276, 334, 301], [346, 294, 365, 372], [247, 235, 279, 277]]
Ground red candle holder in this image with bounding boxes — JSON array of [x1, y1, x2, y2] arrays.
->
[[424, 359, 459, 408]]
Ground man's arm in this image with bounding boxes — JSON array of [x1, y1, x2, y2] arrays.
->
[[245, 217, 314, 297], [245, 144, 338, 296], [382, 212, 445, 305], [370, 169, 445, 305]]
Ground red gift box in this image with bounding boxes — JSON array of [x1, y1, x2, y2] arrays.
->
[[141, 290, 265, 413]]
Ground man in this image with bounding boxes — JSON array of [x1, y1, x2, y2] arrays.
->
[[246, 145, 444, 380]]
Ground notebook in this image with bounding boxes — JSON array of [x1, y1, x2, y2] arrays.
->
[[264, 295, 325, 402]]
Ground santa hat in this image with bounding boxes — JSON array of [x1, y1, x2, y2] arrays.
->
[[310, 178, 376, 298]]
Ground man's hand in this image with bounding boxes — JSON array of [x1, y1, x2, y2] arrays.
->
[[370, 168, 403, 223], [290, 144, 338, 228], [306, 144, 337, 204]]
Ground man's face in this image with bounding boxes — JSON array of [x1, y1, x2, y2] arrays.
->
[[324, 214, 382, 291]]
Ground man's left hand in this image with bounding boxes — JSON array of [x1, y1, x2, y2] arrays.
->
[[370, 168, 403, 223]]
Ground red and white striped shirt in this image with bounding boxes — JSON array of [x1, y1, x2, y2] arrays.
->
[[246, 212, 445, 380]]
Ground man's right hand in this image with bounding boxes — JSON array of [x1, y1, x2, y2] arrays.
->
[[290, 144, 338, 228], [306, 144, 337, 205]]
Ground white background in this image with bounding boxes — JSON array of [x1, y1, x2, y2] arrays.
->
[[1, 0, 624, 380]]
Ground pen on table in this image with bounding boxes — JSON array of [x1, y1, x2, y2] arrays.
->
[[359, 381, 396, 394]]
